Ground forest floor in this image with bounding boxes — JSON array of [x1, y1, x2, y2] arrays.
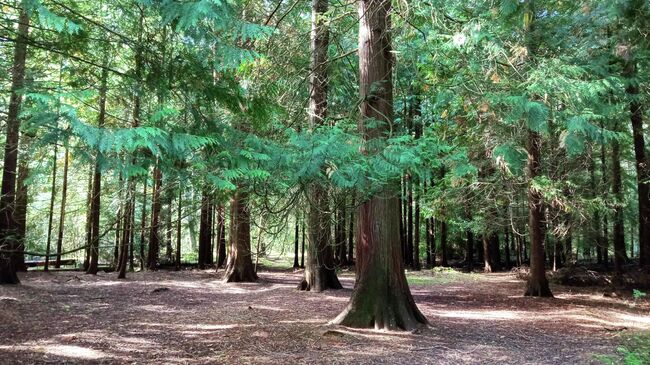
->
[[0, 265, 649, 365]]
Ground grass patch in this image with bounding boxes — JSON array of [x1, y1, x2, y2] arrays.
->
[[407, 267, 480, 286], [596, 332, 650, 365], [256, 255, 295, 270]]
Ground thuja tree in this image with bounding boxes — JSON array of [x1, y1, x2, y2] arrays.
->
[[332, 0, 427, 331]]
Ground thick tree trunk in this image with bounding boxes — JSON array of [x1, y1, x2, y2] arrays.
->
[[0, 4, 29, 284], [147, 166, 162, 270], [299, 0, 341, 291], [55, 148, 70, 268], [333, 0, 427, 330], [86, 66, 108, 276], [224, 190, 257, 282], [612, 124, 627, 274], [14, 145, 29, 272], [525, 130, 552, 297]]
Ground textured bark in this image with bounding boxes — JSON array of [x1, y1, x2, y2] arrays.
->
[[333, 0, 427, 330], [299, 0, 341, 291], [224, 190, 257, 282], [525, 130, 552, 297], [86, 66, 108, 276], [0, 4, 29, 284], [147, 166, 162, 270], [55, 148, 70, 268], [13, 145, 28, 272]]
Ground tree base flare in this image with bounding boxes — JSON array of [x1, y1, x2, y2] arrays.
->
[[297, 269, 342, 292], [524, 279, 553, 297], [224, 265, 257, 283], [332, 299, 428, 331]]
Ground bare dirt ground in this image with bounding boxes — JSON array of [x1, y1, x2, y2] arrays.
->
[[0, 268, 648, 365]]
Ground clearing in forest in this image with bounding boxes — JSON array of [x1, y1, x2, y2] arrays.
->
[[1, 269, 648, 365]]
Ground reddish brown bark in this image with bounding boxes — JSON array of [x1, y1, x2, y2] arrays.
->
[[333, 0, 427, 330], [147, 166, 162, 270], [224, 190, 257, 282], [54, 148, 70, 268]]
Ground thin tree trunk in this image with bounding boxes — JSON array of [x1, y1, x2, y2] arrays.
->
[[216, 205, 226, 269], [54, 148, 70, 268], [293, 215, 300, 269], [84, 167, 92, 271], [14, 144, 29, 272], [300, 220, 305, 268], [348, 195, 355, 262], [333, 0, 426, 330], [44, 144, 59, 272], [147, 166, 162, 270], [440, 221, 448, 267], [612, 122, 627, 274], [406, 175, 414, 268], [413, 189, 421, 271], [198, 192, 211, 269], [139, 180, 148, 271], [86, 65, 108, 276], [601, 141, 609, 268]]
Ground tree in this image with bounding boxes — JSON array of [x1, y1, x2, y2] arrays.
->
[[55, 148, 70, 268], [299, 0, 341, 292], [332, 0, 427, 330], [223, 189, 257, 282], [0, 1, 29, 284]]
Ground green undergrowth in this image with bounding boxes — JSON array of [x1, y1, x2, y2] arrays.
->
[[407, 267, 480, 286], [256, 255, 295, 270], [596, 332, 650, 365]]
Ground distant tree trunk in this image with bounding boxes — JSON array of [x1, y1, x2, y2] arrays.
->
[[175, 188, 182, 270], [14, 146, 29, 272], [504, 229, 511, 270], [147, 166, 162, 270], [87, 65, 109, 276], [413, 191, 421, 271], [466, 231, 474, 268], [299, 0, 341, 291], [524, 130, 552, 296], [440, 221, 448, 267], [348, 195, 354, 262], [336, 204, 348, 266], [44, 144, 59, 272], [216, 205, 227, 269], [224, 189, 257, 282], [293, 216, 300, 269], [601, 141, 609, 268], [612, 122, 627, 274], [300, 221, 305, 268], [406, 175, 414, 268], [139, 180, 148, 271], [428, 217, 436, 267], [400, 179, 406, 263], [483, 234, 493, 273], [333, 0, 427, 330], [117, 183, 132, 279], [165, 198, 173, 263], [83, 168, 92, 271], [198, 192, 211, 269], [625, 59, 650, 270], [54, 148, 70, 268]]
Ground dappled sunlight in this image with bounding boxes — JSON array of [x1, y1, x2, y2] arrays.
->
[[0, 344, 109, 360], [432, 309, 520, 321]]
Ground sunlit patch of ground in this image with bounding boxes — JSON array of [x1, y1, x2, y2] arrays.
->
[[0, 269, 647, 364]]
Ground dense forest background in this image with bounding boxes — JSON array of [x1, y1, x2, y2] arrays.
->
[[0, 0, 649, 324]]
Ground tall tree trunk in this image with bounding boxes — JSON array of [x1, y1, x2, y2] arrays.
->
[[348, 195, 355, 262], [625, 59, 650, 269], [601, 141, 609, 268], [117, 182, 132, 279], [44, 144, 59, 272], [406, 175, 414, 268], [413, 190, 421, 271], [293, 216, 300, 269], [216, 205, 227, 269], [54, 148, 70, 268], [86, 65, 109, 276], [175, 188, 182, 270], [14, 144, 29, 272], [147, 166, 162, 270], [333, 0, 427, 330], [300, 0, 341, 291], [300, 220, 305, 268], [504, 229, 511, 270], [223, 189, 257, 282], [466, 231, 474, 269], [525, 130, 552, 296], [612, 123, 627, 274], [139, 180, 148, 271], [83, 167, 92, 271], [198, 192, 211, 269], [0, 3, 29, 284]]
